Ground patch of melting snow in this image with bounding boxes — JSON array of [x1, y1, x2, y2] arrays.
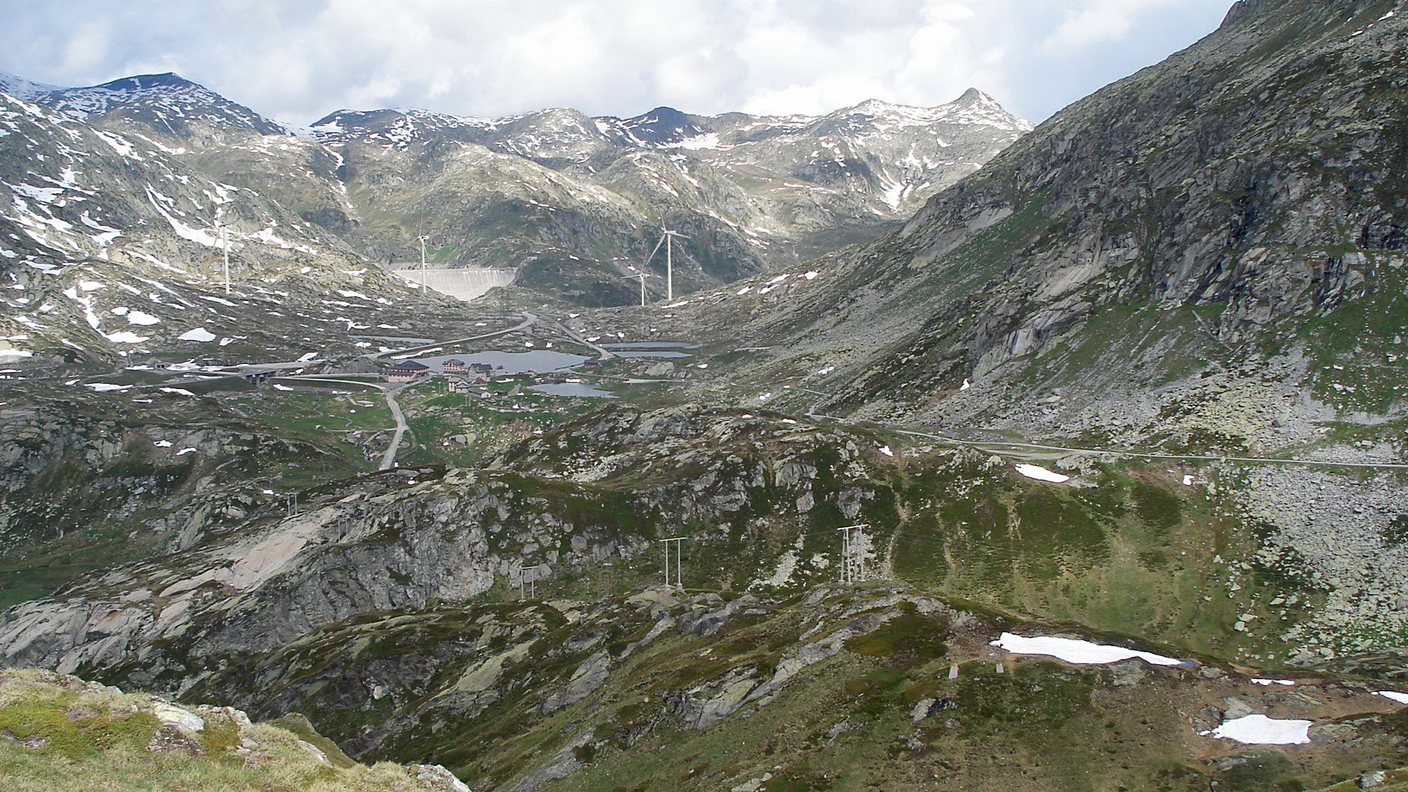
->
[[960, 378, 971, 391], [991, 633, 1182, 666], [272, 383, 294, 391], [176, 447, 197, 455], [125, 310, 160, 325], [160, 387, 195, 396], [1183, 475, 1195, 486], [1376, 691, 1408, 704], [803, 271, 819, 280], [878, 445, 894, 457], [1014, 464, 1070, 483], [1251, 679, 1295, 686], [144, 187, 219, 247], [106, 331, 149, 344], [153, 440, 173, 448], [178, 327, 217, 342], [1200, 714, 1311, 745], [87, 383, 131, 392]]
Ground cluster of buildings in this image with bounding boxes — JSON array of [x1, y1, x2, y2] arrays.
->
[[385, 358, 495, 384], [385, 358, 548, 408]]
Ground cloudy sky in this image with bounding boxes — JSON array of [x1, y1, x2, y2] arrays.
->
[[0, 0, 1234, 125]]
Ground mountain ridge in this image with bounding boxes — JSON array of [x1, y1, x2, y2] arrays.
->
[[1, 69, 1030, 306]]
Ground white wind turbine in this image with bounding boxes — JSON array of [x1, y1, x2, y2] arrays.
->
[[622, 267, 659, 307], [644, 226, 689, 302]]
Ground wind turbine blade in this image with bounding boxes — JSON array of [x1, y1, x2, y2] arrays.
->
[[645, 234, 667, 266]]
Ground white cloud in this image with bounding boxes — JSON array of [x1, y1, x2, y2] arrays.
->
[[0, 0, 1235, 124], [1040, 0, 1184, 54]]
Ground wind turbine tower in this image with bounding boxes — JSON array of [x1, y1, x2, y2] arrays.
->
[[221, 223, 230, 295], [214, 209, 230, 294], [418, 235, 428, 291]]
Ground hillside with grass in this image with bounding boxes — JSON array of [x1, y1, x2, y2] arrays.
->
[[0, 669, 468, 791]]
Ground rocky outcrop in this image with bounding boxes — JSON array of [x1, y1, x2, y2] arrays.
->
[[0, 407, 898, 690]]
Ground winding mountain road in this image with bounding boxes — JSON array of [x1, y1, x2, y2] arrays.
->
[[379, 384, 409, 470], [267, 312, 539, 470], [271, 375, 410, 469]]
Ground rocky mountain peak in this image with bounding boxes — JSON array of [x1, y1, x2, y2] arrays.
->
[[619, 105, 705, 144], [37, 71, 289, 138], [0, 71, 62, 100], [94, 72, 199, 92], [829, 91, 1032, 135], [953, 86, 995, 108]]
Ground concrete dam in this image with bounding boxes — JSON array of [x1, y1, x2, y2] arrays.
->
[[392, 267, 516, 302]]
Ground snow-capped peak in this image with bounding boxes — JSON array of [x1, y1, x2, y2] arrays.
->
[[0, 71, 64, 101]]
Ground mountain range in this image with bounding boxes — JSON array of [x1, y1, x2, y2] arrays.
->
[[3, 0, 1408, 790], [2, 70, 1029, 308]]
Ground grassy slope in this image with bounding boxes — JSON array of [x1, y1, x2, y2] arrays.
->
[[186, 583, 1408, 792], [0, 669, 457, 792]]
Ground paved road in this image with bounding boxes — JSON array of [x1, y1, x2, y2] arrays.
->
[[548, 317, 615, 360], [379, 384, 409, 470], [371, 312, 536, 359]]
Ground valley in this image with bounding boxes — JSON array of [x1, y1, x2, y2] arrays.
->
[[2, 0, 1408, 790]]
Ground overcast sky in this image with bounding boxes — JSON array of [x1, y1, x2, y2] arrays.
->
[[0, 0, 1234, 125]]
